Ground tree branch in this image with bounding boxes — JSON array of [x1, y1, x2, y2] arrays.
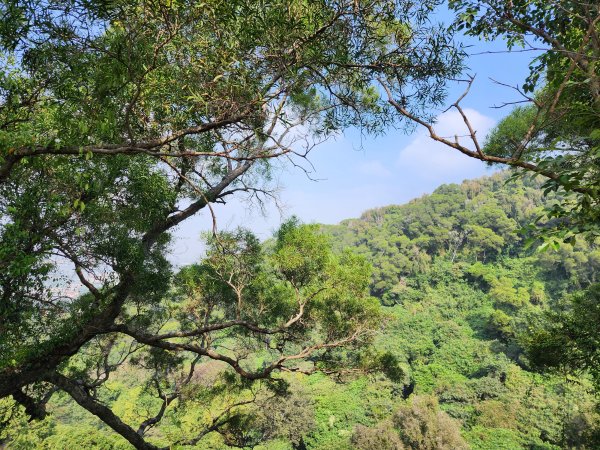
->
[[45, 372, 161, 450], [379, 78, 592, 195]]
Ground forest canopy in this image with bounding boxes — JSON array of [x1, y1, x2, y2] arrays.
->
[[0, 0, 599, 449]]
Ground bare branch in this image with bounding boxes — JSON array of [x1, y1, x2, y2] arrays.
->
[[379, 77, 593, 195]]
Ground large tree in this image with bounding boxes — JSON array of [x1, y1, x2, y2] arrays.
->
[[0, 0, 461, 447]]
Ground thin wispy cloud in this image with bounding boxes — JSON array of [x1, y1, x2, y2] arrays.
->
[[357, 160, 392, 178], [396, 108, 496, 181]]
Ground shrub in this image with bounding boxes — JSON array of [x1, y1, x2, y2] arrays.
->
[[393, 395, 469, 450]]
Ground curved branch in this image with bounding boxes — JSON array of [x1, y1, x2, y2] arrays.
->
[[379, 78, 592, 195], [44, 372, 161, 450], [114, 325, 365, 381], [0, 115, 248, 183]]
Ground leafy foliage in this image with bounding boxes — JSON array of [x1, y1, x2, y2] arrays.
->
[[525, 284, 600, 389], [0, 1, 464, 447]]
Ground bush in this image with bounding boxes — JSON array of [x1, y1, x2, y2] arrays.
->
[[352, 422, 405, 449], [393, 395, 469, 450]]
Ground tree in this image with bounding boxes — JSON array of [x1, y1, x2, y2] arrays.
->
[[0, 0, 462, 447], [351, 395, 469, 450], [381, 0, 600, 242], [393, 395, 468, 450], [352, 421, 405, 450], [525, 283, 600, 390]]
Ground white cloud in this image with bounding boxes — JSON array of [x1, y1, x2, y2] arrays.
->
[[357, 160, 392, 178], [396, 108, 496, 181]]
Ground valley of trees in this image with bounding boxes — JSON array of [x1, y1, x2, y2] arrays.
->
[[0, 0, 599, 449]]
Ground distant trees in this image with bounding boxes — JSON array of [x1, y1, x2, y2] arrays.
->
[[352, 422, 405, 449], [393, 395, 468, 450], [327, 173, 600, 410], [352, 395, 468, 450], [328, 173, 545, 301]]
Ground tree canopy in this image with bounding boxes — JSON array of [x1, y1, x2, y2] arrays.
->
[[2, 1, 600, 448]]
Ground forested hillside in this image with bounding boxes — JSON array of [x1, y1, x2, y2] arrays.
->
[[3, 171, 599, 449], [323, 171, 600, 448]]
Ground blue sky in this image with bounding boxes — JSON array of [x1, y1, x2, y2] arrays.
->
[[171, 17, 538, 265]]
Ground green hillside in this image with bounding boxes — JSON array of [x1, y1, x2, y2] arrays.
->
[[321, 171, 600, 448], [2, 172, 599, 449]]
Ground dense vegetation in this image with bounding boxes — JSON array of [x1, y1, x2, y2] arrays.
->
[[1, 0, 599, 448], [2, 171, 599, 449]]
